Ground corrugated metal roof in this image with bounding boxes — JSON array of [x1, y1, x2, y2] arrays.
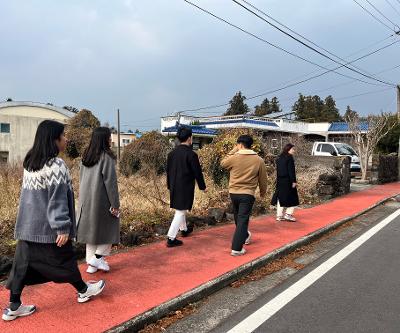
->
[[328, 122, 368, 132], [162, 125, 218, 136]]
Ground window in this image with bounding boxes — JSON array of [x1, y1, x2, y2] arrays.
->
[[0, 123, 10, 133], [321, 144, 335, 154], [122, 139, 130, 144], [271, 139, 278, 149], [0, 151, 8, 163]]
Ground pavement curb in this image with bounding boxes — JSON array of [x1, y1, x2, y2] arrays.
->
[[107, 194, 399, 333]]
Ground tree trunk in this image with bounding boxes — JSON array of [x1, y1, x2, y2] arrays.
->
[[361, 153, 369, 181]]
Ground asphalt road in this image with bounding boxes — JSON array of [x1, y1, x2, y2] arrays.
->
[[213, 209, 400, 333]]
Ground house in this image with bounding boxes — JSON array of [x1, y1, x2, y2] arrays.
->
[[160, 114, 365, 151], [0, 101, 75, 163], [110, 132, 138, 148]]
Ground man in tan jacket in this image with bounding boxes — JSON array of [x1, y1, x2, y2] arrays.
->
[[221, 135, 267, 256]]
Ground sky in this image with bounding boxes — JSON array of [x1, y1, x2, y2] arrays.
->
[[0, 0, 399, 131]]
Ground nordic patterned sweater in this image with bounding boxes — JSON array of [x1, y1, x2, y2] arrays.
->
[[14, 157, 76, 243]]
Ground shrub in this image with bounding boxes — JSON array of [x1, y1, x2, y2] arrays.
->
[[198, 129, 265, 186], [65, 109, 100, 158], [120, 131, 172, 177]]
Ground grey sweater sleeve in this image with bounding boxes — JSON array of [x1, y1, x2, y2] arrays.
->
[[102, 154, 120, 208], [47, 165, 72, 235]]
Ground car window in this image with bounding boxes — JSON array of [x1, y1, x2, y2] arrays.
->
[[317, 144, 323, 152], [335, 143, 356, 155], [321, 144, 335, 154]]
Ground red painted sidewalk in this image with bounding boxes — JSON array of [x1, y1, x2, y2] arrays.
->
[[1, 183, 399, 333]]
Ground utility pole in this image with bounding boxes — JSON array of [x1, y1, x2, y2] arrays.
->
[[117, 108, 121, 161], [397, 85, 400, 180]]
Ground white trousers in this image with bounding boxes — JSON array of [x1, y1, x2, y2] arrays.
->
[[86, 244, 112, 263], [277, 200, 295, 217], [167, 210, 188, 240]]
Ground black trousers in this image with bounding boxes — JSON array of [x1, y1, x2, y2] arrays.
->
[[7, 240, 84, 295], [230, 194, 255, 251]]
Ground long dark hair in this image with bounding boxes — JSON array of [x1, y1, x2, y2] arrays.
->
[[23, 120, 65, 172], [82, 127, 116, 167], [281, 143, 294, 156]]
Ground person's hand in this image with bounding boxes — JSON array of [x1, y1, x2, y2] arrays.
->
[[111, 208, 120, 218], [292, 183, 297, 188], [202, 188, 208, 193], [56, 234, 69, 247]]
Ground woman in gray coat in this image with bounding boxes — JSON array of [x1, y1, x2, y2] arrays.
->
[[76, 127, 120, 274]]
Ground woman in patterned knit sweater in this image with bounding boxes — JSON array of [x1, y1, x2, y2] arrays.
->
[[3, 120, 105, 322]]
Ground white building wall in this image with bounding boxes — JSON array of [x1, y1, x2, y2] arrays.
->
[[0, 103, 73, 163]]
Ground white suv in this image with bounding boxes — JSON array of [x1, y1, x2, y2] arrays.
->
[[312, 142, 361, 172]]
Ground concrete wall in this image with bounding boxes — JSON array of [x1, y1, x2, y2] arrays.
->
[[0, 114, 69, 163]]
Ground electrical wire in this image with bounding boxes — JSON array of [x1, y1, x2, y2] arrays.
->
[[237, 0, 395, 81], [232, 0, 397, 86], [353, 0, 398, 31], [384, 0, 400, 18], [363, 0, 399, 28]]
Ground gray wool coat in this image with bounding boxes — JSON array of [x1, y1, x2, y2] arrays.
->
[[76, 153, 120, 245]]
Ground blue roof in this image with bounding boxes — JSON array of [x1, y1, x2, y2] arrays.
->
[[200, 118, 279, 128], [162, 125, 218, 136], [328, 122, 368, 132]]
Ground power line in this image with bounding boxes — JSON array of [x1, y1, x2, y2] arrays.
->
[[231, 0, 397, 86], [184, 0, 389, 88], [353, 0, 398, 31], [180, 0, 400, 112], [384, 0, 400, 19], [363, 0, 399, 28], [237, 0, 394, 82]]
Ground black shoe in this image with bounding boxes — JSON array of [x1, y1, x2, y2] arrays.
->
[[167, 238, 184, 247], [181, 226, 194, 237]]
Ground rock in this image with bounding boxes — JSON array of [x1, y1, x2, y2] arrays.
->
[[318, 184, 335, 196], [226, 213, 235, 222], [121, 232, 139, 246], [207, 208, 226, 223], [206, 216, 217, 226], [153, 224, 169, 236], [187, 216, 207, 227]]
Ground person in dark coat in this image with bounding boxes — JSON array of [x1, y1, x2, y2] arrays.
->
[[166, 126, 206, 247], [76, 127, 120, 274], [271, 143, 299, 222]]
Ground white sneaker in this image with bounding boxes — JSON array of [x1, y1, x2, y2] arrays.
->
[[2, 304, 36, 321], [245, 231, 252, 245], [86, 265, 98, 274], [276, 216, 284, 221], [231, 248, 246, 256], [87, 256, 110, 272], [78, 280, 106, 303], [284, 214, 296, 222]]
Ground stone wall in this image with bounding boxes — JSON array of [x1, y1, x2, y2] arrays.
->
[[296, 156, 351, 200], [371, 154, 399, 184]]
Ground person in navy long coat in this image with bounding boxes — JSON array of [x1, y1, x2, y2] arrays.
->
[[166, 126, 206, 247], [271, 143, 299, 222]]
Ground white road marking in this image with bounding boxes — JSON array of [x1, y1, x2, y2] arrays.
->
[[226, 208, 400, 333]]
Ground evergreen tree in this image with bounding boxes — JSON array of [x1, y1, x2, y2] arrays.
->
[[224, 91, 249, 116], [321, 95, 341, 122], [293, 94, 307, 120], [254, 98, 271, 116], [270, 96, 281, 113], [343, 105, 358, 120]]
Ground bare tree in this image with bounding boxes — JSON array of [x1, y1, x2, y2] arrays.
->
[[346, 112, 397, 181]]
